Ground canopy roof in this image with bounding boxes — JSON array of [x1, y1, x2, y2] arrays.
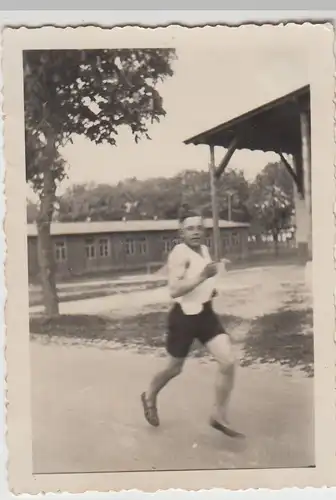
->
[[184, 85, 310, 156]]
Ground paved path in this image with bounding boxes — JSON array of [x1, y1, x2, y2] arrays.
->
[[31, 338, 314, 474]]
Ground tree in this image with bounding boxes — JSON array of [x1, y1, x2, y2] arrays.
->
[[27, 198, 39, 223], [247, 161, 294, 254], [24, 48, 176, 316], [58, 183, 128, 222], [54, 168, 251, 223], [178, 168, 250, 222], [217, 169, 250, 222]]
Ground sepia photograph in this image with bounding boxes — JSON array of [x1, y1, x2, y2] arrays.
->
[[3, 23, 335, 493]]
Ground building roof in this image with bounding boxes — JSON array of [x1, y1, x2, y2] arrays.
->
[[184, 85, 310, 155], [27, 219, 250, 237]]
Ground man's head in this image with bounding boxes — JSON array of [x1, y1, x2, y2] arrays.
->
[[178, 205, 205, 248]]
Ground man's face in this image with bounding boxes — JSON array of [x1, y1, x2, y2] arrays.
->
[[180, 216, 205, 248]]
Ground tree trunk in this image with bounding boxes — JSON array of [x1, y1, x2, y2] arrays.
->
[[37, 219, 59, 317], [36, 134, 59, 317], [273, 230, 279, 256]]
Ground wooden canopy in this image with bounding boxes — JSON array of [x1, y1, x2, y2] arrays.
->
[[183, 85, 312, 262], [184, 85, 310, 157]]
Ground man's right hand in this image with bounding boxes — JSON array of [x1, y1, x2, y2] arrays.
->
[[201, 262, 218, 280]]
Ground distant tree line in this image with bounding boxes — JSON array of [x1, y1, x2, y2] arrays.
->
[[27, 161, 295, 240]]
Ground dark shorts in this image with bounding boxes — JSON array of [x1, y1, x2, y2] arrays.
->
[[166, 301, 226, 359]]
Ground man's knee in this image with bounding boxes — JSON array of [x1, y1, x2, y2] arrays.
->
[[217, 351, 235, 374], [206, 334, 235, 373]]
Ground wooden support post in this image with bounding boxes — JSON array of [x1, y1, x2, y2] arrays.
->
[[292, 152, 304, 199], [300, 108, 312, 260], [292, 153, 307, 262], [278, 152, 299, 186], [215, 137, 239, 180], [209, 145, 221, 262], [228, 192, 232, 222]]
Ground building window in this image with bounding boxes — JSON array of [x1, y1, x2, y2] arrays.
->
[[162, 237, 171, 254], [231, 232, 240, 246], [85, 238, 96, 259], [205, 236, 212, 248], [55, 241, 67, 262], [223, 234, 231, 249], [125, 238, 136, 255], [162, 236, 180, 254], [138, 237, 148, 255], [99, 238, 110, 257]]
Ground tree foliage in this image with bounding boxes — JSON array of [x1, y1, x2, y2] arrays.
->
[[43, 168, 251, 223], [247, 162, 294, 242], [27, 164, 295, 233], [27, 198, 39, 223], [24, 48, 176, 191]]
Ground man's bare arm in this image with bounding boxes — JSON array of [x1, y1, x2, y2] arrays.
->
[[169, 272, 207, 299], [168, 248, 216, 299]]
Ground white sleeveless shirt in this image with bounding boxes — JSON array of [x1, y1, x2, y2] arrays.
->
[[167, 243, 217, 315]]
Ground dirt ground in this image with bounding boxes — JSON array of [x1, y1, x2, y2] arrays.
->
[[30, 264, 310, 319], [30, 264, 314, 474]]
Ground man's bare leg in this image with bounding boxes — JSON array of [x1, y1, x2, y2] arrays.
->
[[206, 334, 243, 437], [142, 356, 185, 426]]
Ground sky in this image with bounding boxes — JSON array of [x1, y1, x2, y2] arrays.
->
[[27, 26, 313, 200]]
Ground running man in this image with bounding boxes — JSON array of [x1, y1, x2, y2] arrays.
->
[[141, 206, 243, 438]]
